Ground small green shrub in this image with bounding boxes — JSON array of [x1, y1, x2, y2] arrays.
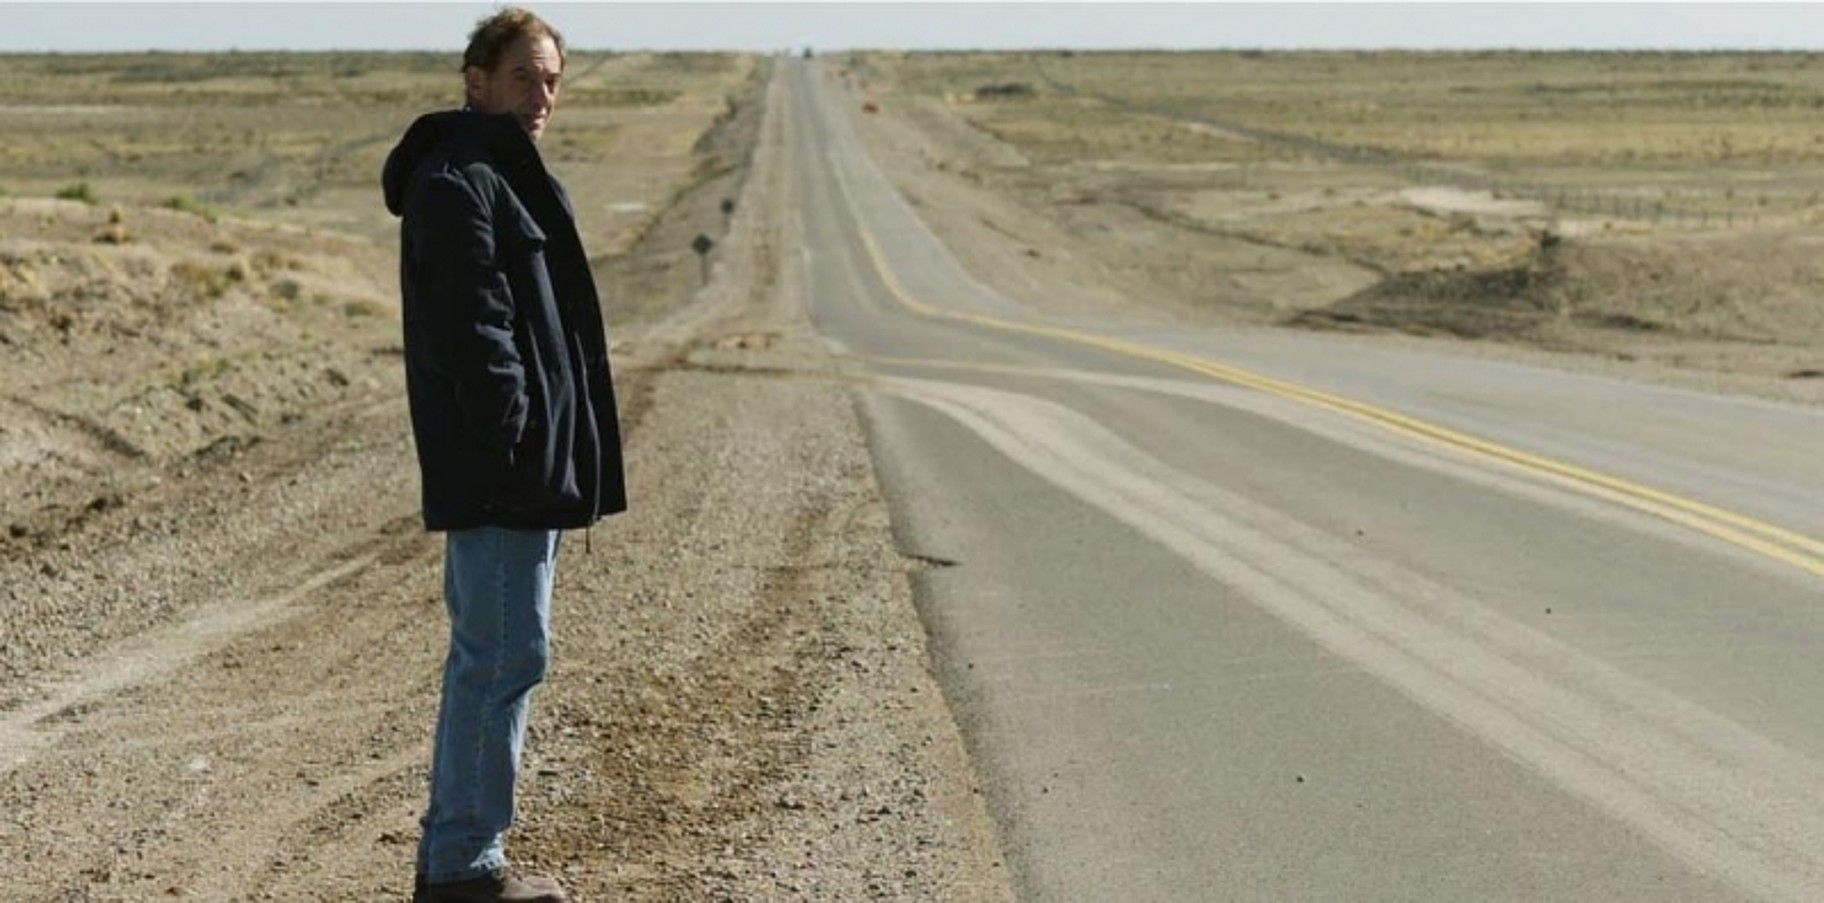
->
[[180, 355, 231, 385], [340, 297, 386, 318], [162, 195, 218, 223], [170, 260, 231, 300], [270, 278, 302, 301], [56, 182, 97, 205]]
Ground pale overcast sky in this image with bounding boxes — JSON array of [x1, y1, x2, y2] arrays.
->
[[4, 2, 1822, 53]]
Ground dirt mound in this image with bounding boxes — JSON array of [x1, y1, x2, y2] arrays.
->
[[1548, 232, 1824, 344], [0, 197, 397, 549], [1290, 250, 1563, 340], [1292, 228, 1824, 357]]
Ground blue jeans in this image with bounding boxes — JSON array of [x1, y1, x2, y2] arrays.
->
[[416, 526, 561, 883]]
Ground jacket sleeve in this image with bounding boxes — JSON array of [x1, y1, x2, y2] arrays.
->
[[416, 172, 528, 469]]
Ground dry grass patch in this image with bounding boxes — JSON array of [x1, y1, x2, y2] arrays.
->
[[850, 50, 1824, 393]]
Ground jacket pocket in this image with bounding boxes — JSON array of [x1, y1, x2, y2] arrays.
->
[[500, 377, 544, 491], [496, 375, 582, 515]]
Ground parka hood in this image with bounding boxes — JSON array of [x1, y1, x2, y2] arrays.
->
[[381, 108, 540, 216]]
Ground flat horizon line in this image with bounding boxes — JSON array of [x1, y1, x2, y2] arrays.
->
[[4, 45, 1823, 54]]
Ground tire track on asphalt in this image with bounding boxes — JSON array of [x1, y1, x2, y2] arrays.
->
[[879, 375, 1824, 902], [801, 59, 1824, 583], [850, 355, 1812, 582]]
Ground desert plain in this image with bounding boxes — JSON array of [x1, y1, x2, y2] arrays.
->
[[2, 46, 1822, 899]]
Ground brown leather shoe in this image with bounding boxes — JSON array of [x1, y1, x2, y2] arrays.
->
[[416, 867, 570, 903]]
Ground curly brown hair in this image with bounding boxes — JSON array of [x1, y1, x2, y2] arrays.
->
[[462, 7, 567, 74]]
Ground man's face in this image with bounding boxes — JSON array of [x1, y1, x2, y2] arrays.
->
[[466, 33, 562, 141]]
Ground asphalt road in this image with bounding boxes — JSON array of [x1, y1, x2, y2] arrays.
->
[[780, 58, 1824, 901]]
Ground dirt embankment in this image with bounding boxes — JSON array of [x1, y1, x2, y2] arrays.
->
[[1, 60, 1008, 901], [1292, 228, 1824, 387], [0, 197, 402, 687], [595, 59, 772, 328]]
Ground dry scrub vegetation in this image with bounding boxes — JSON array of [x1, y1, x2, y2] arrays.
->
[[0, 50, 757, 245], [857, 50, 1824, 395], [0, 49, 765, 568]]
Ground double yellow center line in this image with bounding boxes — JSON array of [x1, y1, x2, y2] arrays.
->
[[835, 174, 1824, 581]]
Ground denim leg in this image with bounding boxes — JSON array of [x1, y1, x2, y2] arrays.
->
[[417, 526, 561, 883]]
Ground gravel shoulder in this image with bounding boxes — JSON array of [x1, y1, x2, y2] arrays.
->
[[0, 58, 1009, 901]]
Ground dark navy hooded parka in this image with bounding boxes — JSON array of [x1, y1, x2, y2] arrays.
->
[[382, 108, 626, 531]]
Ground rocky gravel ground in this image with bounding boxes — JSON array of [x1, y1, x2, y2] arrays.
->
[[0, 61, 1010, 901]]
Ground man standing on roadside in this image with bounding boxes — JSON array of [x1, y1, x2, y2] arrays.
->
[[381, 7, 625, 902]]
